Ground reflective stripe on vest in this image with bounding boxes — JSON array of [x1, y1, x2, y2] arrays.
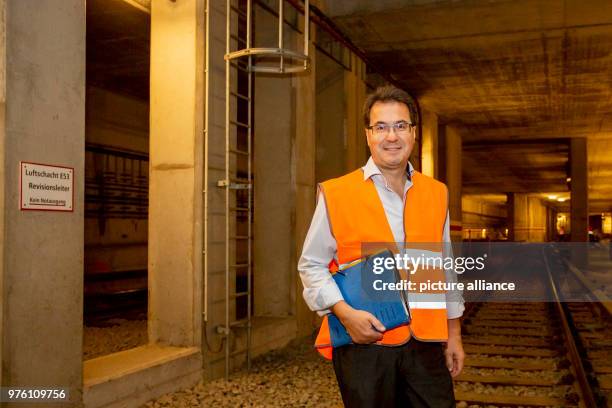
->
[[314, 169, 449, 359]]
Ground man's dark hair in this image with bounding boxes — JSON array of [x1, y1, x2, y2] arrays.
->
[[363, 85, 416, 127]]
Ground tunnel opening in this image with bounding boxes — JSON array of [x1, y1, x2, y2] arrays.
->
[[83, 0, 150, 360]]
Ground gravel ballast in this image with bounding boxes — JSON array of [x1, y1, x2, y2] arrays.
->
[[83, 319, 148, 360], [142, 336, 342, 408]]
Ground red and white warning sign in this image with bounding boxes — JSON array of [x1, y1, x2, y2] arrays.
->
[[20, 161, 74, 212]]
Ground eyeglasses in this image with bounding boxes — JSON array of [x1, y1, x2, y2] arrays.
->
[[366, 121, 415, 135]]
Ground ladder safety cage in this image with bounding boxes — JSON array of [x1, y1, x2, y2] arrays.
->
[[203, 0, 311, 381], [224, 0, 310, 74]]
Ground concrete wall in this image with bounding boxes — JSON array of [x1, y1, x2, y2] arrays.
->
[[345, 54, 368, 171], [315, 48, 345, 183], [462, 195, 507, 240], [316, 47, 368, 181], [253, 77, 294, 317], [86, 86, 149, 152], [253, 6, 296, 318], [202, 0, 230, 377], [1, 1, 85, 405]]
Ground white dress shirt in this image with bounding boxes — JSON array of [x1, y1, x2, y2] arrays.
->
[[298, 156, 465, 319]]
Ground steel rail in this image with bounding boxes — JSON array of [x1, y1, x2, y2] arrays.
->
[[542, 247, 598, 408]]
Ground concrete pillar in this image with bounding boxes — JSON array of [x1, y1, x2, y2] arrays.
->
[[345, 54, 368, 172], [0, 0, 4, 385], [149, 0, 204, 347], [507, 193, 547, 242], [294, 25, 317, 336], [507, 193, 525, 241], [547, 206, 558, 241], [507, 193, 515, 241], [1, 1, 85, 405], [420, 108, 438, 179], [570, 138, 588, 242], [445, 125, 462, 241]]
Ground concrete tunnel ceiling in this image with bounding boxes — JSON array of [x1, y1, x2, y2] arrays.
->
[[324, 0, 612, 212], [87, 0, 150, 100]]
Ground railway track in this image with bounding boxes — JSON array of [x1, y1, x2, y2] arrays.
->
[[567, 302, 612, 405], [453, 248, 611, 407]]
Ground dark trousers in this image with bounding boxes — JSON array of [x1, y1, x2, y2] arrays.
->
[[332, 339, 455, 408]]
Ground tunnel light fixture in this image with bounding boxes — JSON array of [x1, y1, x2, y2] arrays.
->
[[557, 197, 567, 202], [566, 177, 572, 182], [548, 195, 557, 200]]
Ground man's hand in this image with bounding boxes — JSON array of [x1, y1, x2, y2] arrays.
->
[[445, 318, 464, 377], [332, 301, 385, 344]]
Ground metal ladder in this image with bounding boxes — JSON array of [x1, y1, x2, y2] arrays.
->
[[204, 0, 310, 380]]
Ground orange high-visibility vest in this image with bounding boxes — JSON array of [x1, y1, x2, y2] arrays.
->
[[314, 168, 449, 359]]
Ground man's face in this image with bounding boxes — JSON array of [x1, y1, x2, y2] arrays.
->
[[366, 101, 415, 170]]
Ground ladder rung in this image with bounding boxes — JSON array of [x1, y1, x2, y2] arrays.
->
[[230, 91, 251, 101], [210, 292, 250, 304], [229, 148, 249, 156], [231, 177, 251, 184], [229, 120, 251, 129], [230, 61, 249, 73], [230, 207, 249, 212], [230, 34, 246, 45], [231, 263, 251, 268], [230, 349, 248, 357], [217, 179, 251, 189], [207, 163, 226, 171], [229, 235, 250, 240], [211, 292, 249, 303], [230, 318, 249, 327], [229, 4, 247, 19]]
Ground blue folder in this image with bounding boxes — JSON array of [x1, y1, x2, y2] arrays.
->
[[327, 250, 411, 347]]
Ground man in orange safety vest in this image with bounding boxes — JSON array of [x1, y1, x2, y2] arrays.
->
[[298, 85, 464, 407]]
